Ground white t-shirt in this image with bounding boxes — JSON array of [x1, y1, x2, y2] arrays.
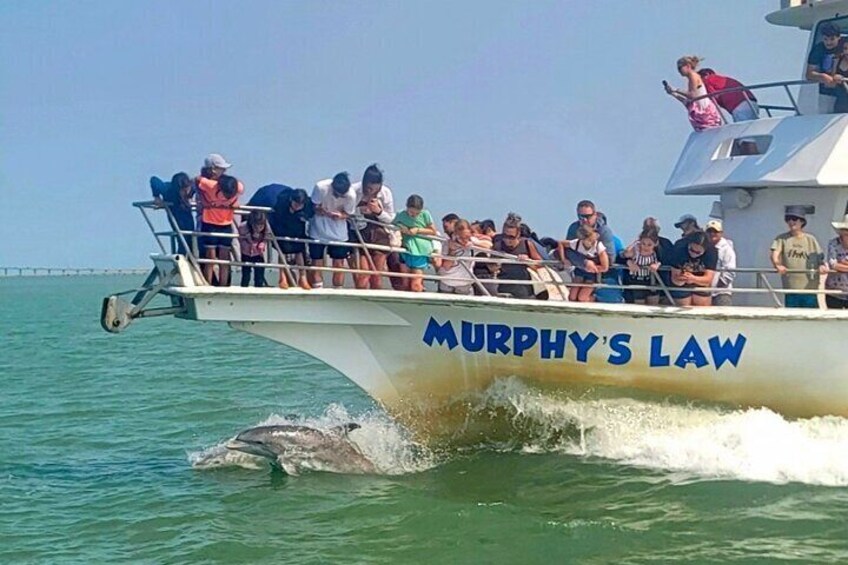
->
[[308, 179, 358, 242], [567, 238, 606, 259], [351, 182, 395, 228], [437, 239, 478, 287]]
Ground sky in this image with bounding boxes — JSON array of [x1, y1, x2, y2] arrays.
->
[[0, 0, 808, 268]]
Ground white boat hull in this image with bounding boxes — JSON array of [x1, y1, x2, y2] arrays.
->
[[172, 287, 848, 427]]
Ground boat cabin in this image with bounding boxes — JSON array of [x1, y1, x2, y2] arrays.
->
[[665, 0, 848, 304]]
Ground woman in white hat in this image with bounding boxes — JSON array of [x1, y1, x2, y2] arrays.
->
[[825, 214, 848, 309]]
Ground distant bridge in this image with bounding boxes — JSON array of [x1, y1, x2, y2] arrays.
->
[[0, 267, 149, 277]]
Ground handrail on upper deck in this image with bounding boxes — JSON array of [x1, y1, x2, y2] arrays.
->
[[682, 79, 848, 122]]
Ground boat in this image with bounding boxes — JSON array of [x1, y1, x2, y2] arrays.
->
[[102, 0, 848, 434]]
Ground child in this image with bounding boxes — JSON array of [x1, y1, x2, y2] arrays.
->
[[558, 224, 609, 302], [621, 228, 662, 305], [238, 210, 268, 287], [393, 194, 438, 292]]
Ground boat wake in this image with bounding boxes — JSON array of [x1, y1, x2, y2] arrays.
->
[[189, 403, 435, 475], [459, 377, 848, 487], [190, 379, 848, 485]]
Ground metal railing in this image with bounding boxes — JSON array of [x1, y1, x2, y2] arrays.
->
[[133, 200, 847, 308], [684, 79, 848, 123]]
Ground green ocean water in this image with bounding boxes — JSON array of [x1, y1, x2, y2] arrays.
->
[[2, 275, 848, 564]]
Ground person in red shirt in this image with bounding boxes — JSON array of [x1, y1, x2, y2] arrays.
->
[[698, 68, 759, 122]]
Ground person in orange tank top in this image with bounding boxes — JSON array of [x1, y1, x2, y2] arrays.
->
[[196, 173, 243, 286]]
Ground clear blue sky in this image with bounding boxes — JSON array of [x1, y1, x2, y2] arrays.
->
[[0, 0, 807, 268]]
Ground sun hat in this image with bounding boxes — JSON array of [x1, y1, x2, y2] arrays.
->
[[784, 205, 807, 219], [832, 214, 848, 230], [674, 213, 698, 228], [705, 219, 723, 232], [204, 153, 232, 169]]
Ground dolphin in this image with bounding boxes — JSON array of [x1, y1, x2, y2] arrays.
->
[[225, 423, 377, 475]]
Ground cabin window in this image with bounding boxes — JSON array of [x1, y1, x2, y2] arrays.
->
[[712, 135, 772, 159]]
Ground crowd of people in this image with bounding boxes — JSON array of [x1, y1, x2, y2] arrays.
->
[[665, 28, 848, 133], [150, 154, 848, 310]]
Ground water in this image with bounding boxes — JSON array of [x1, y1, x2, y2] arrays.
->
[[2, 275, 847, 563]]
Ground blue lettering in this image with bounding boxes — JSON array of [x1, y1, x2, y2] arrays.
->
[[569, 331, 599, 363], [513, 326, 538, 357], [650, 335, 670, 367], [487, 324, 512, 355], [422, 317, 458, 350], [674, 335, 709, 369], [461, 322, 485, 353], [540, 329, 567, 359], [607, 333, 632, 366], [708, 334, 747, 369]]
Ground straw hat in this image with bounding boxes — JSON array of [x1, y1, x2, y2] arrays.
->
[[833, 214, 848, 231]]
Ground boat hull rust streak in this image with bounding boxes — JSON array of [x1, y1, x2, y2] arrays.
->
[[171, 288, 848, 426]]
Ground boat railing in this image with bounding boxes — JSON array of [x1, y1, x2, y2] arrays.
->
[[685, 79, 848, 123], [133, 200, 845, 306]]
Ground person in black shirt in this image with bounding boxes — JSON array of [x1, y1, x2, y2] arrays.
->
[[806, 22, 843, 113], [269, 188, 313, 289], [150, 172, 194, 255], [669, 232, 718, 306]]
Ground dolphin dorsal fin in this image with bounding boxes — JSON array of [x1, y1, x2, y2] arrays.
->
[[333, 422, 361, 435]]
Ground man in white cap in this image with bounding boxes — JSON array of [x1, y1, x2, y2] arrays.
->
[[770, 206, 826, 308], [705, 219, 736, 306]]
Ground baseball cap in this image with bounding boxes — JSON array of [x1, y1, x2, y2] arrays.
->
[[705, 219, 723, 232], [674, 214, 698, 228], [204, 153, 232, 169]]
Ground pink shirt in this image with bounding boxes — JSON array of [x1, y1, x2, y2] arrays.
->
[[238, 222, 267, 258]]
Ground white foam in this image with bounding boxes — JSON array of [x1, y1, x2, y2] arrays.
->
[[481, 377, 848, 487], [189, 403, 435, 475]]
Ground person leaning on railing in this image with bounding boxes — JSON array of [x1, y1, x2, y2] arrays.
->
[[494, 213, 543, 300], [435, 219, 477, 296], [831, 37, 848, 114], [806, 22, 843, 114], [824, 214, 848, 309], [393, 194, 438, 293], [149, 172, 194, 255], [770, 206, 827, 309], [664, 55, 722, 131], [698, 68, 759, 122], [669, 232, 717, 307], [268, 187, 313, 289], [196, 171, 243, 287], [351, 164, 395, 290], [308, 172, 357, 290]]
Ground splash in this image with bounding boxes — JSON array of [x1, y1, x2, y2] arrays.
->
[[189, 403, 435, 475], [468, 377, 848, 487]]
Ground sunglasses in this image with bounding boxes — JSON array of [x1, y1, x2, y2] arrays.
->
[[577, 213, 595, 220], [785, 216, 803, 223]]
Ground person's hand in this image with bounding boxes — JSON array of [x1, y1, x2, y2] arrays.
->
[[650, 262, 661, 272], [663, 80, 674, 95], [776, 265, 788, 275], [681, 272, 695, 283], [819, 264, 830, 275], [517, 254, 529, 261], [584, 261, 598, 273], [627, 260, 638, 276], [822, 75, 837, 87], [367, 200, 382, 214], [152, 196, 164, 209]]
